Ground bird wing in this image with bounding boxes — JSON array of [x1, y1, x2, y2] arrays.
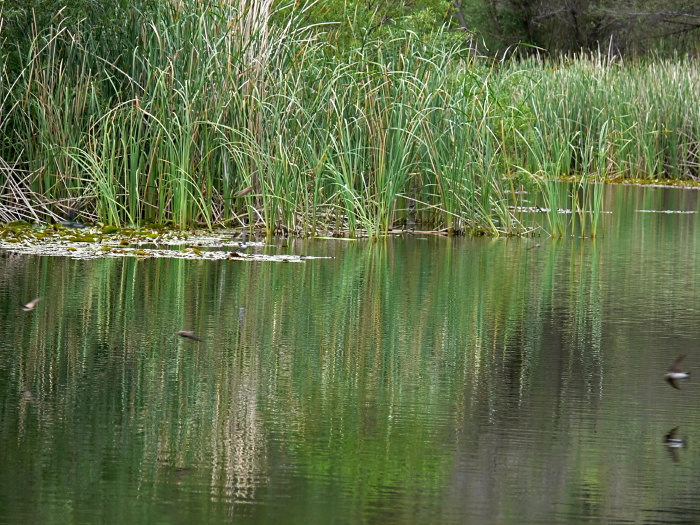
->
[[22, 297, 43, 310], [667, 376, 680, 390], [669, 355, 686, 372]]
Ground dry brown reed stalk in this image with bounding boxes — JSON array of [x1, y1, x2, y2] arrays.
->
[[0, 156, 99, 224], [0, 159, 49, 222]]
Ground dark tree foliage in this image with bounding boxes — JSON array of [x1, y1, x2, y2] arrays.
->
[[448, 0, 700, 55], [299, 0, 700, 55], [1, 0, 159, 48], [517, 0, 700, 54], [0, 0, 161, 83], [3, 0, 700, 59]]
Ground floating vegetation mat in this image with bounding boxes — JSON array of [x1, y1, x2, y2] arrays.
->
[[636, 210, 697, 214], [0, 224, 330, 262], [510, 207, 613, 214]]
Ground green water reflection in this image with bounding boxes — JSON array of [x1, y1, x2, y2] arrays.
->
[[2, 185, 700, 523]]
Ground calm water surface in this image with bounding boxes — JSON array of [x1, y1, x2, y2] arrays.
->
[[2, 185, 700, 523]]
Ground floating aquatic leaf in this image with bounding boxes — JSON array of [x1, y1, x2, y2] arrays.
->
[[636, 209, 696, 214], [0, 226, 332, 262]]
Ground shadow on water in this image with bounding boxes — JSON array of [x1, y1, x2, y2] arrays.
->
[[1, 184, 700, 523]]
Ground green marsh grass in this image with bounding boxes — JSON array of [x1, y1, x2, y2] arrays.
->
[[1, 3, 699, 236]]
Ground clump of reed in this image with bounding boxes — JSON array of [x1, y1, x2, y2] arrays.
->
[[516, 53, 700, 182], [509, 51, 700, 236], [0, 2, 698, 237]]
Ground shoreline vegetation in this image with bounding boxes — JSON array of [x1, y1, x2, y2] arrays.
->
[[1, 1, 699, 239]]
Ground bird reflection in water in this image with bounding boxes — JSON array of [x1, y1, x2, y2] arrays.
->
[[664, 427, 687, 463], [20, 390, 35, 402], [177, 331, 204, 342]]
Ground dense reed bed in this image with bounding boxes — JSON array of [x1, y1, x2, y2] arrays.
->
[[0, 1, 698, 236]]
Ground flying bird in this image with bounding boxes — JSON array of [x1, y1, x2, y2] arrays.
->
[[177, 330, 203, 342], [665, 355, 690, 390], [21, 297, 43, 312]]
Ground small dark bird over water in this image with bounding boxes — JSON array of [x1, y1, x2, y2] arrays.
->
[[59, 208, 87, 228], [665, 355, 690, 390], [230, 232, 249, 257], [59, 219, 88, 228], [238, 231, 249, 251], [177, 330, 203, 342], [21, 297, 43, 312]]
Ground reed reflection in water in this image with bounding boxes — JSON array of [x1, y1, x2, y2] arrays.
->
[[1, 185, 700, 523]]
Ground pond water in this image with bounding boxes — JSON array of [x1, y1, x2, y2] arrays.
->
[[2, 184, 700, 524]]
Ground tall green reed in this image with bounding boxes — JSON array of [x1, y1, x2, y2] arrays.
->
[[1, 4, 698, 237]]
